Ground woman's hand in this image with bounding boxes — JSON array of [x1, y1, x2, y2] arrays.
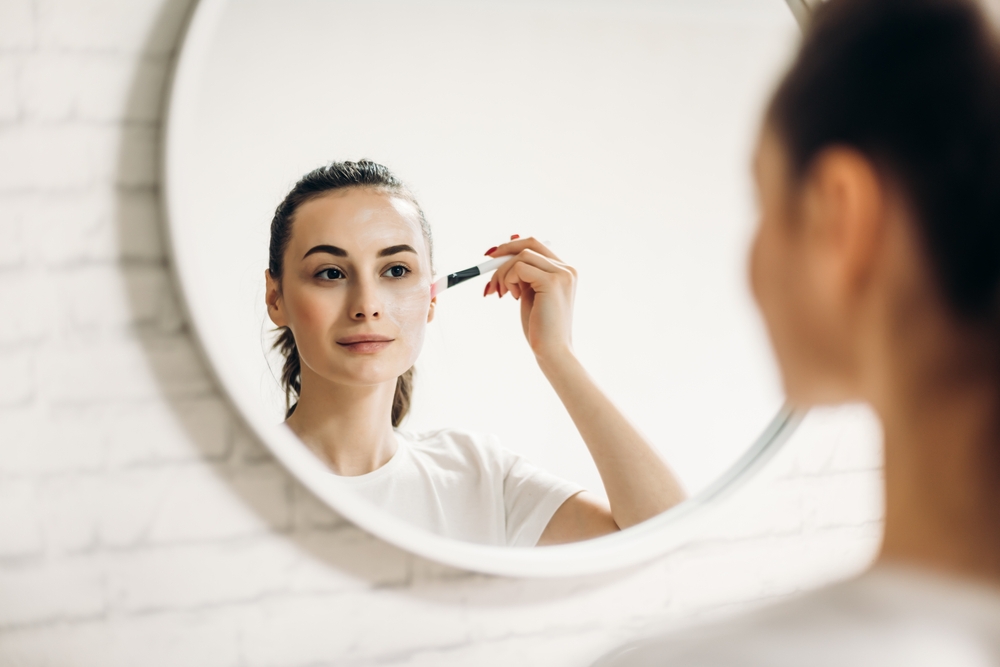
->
[[485, 235, 687, 538], [483, 236, 577, 365]]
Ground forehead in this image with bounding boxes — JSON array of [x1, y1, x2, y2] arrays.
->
[[289, 188, 424, 249]]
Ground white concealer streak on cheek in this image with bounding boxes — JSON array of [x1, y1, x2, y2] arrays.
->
[[382, 281, 431, 364]]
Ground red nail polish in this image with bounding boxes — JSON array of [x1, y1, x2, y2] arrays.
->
[[510, 234, 520, 240], [485, 246, 498, 256], [483, 283, 490, 297]]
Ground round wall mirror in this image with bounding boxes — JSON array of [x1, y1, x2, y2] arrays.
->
[[165, 0, 809, 576]]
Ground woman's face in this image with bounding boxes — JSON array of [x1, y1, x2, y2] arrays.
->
[[749, 128, 855, 406], [266, 188, 435, 390]]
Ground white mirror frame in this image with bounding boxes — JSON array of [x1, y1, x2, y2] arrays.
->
[[162, 0, 808, 578]]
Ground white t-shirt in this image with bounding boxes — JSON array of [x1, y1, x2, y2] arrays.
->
[[594, 564, 1000, 666], [336, 428, 584, 547]]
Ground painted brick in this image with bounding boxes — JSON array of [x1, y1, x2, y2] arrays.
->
[[38, 473, 103, 552], [54, 263, 170, 333], [363, 630, 621, 667], [3, 187, 165, 265], [0, 404, 107, 476], [118, 185, 165, 261], [106, 395, 230, 466], [286, 527, 410, 592], [37, 0, 194, 56], [0, 557, 105, 627], [697, 476, 804, 540], [33, 464, 289, 552], [140, 333, 218, 398], [19, 53, 169, 123], [238, 592, 472, 667], [0, 349, 33, 406], [230, 420, 274, 464], [0, 608, 241, 667], [291, 480, 350, 531], [0, 56, 18, 121], [117, 123, 159, 188], [0, 0, 34, 51], [787, 407, 841, 474], [791, 405, 883, 475], [0, 124, 119, 192], [0, 478, 43, 558], [37, 332, 213, 404], [802, 469, 884, 528], [0, 205, 23, 267], [92, 463, 290, 547], [143, 463, 292, 543], [2, 190, 115, 265], [830, 406, 883, 471], [35, 335, 164, 404], [0, 267, 55, 346], [106, 538, 297, 612]]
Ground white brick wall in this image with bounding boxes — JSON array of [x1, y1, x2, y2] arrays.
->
[[0, 0, 884, 664]]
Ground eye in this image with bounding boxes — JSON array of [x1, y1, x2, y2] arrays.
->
[[383, 264, 410, 279], [316, 268, 344, 280]]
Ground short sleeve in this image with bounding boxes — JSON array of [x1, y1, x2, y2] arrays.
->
[[497, 438, 585, 547]]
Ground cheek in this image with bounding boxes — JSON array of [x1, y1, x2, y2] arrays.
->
[[749, 223, 766, 308], [284, 285, 342, 339], [387, 295, 430, 333], [750, 219, 785, 321], [382, 284, 432, 351], [751, 217, 806, 368]]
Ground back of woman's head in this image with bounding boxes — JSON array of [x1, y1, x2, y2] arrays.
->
[[768, 0, 1000, 320], [268, 159, 432, 423]]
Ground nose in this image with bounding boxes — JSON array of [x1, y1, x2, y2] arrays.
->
[[349, 278, 383, 321]]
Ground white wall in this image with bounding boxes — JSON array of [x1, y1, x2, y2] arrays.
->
[[0, 1, 883, 665]]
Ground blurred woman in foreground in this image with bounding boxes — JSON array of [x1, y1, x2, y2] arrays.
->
[[599, 0, 1000, 663]]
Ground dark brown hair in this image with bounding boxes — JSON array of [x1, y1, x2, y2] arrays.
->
[[768, 0, 1000, 320], [268, 160, 433, 423]]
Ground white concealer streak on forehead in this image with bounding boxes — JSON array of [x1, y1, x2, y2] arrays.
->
[[290, 189, 432, 273]]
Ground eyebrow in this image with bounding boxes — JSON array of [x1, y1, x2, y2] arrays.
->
[[301, 244, 418, 259], [378, 244, 417, 257], [303, 244, 347, 259]]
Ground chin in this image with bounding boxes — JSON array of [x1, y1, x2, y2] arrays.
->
[[331, 359, 412, 386]]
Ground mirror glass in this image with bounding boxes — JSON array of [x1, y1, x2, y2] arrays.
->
[[166, 0, 800, 566]]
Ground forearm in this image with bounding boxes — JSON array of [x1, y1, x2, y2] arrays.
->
[[538, 348, 687, 528]]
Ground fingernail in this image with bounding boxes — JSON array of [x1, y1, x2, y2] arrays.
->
[[485, 246, 498, 256], [483, 283, 490, 297], [510, 234, 520, 240]]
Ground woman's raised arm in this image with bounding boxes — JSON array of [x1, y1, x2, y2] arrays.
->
[[485, 237, 687, 544]]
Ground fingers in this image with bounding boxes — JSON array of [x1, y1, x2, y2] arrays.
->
[[487, 235, 560, 262], [487, 249, 576, 300], [482, 235, 577, 299]]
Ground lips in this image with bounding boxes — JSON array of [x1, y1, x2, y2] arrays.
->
[[337, 333, 394, 354]]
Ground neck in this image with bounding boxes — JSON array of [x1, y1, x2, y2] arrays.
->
[[872, 313, 1000, 584], [285, 366, 398, 476]]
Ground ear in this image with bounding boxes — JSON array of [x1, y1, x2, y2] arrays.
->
[[805, 147, 885, 298], [265, 269, 288, 327], [426, 295, 436, 324]]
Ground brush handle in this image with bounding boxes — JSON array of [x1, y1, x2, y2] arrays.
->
[[431, 248, 543, 297], [475, 255, 513, 274]]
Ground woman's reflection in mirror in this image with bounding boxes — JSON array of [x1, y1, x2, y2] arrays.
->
[[598, 0, 1000, 663], [263, 161, 685, 546]]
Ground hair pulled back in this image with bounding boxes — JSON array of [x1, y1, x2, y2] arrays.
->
[[768, 0, 1000, 321], [268, 160, 433, 423]]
